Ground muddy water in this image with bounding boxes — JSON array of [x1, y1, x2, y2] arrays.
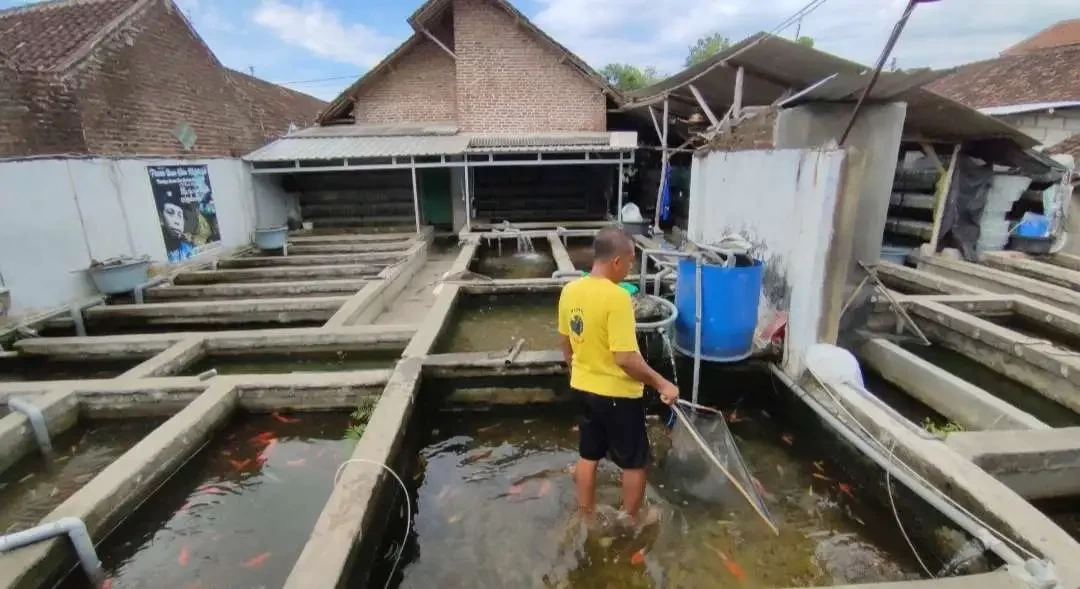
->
[[181, 349, 401, 375], [378, 403, 934, 589], [0, 419, 163, 534], [565, 238, 594, 271], [59, 412, 351, 589], [1033, 498, 1080, 541], [986, 313, 1080, 355], [0, 357, 142, 382], [902, 343, 1080, 427], [437, 294, 560, 353], [472, 239, 557, 279]]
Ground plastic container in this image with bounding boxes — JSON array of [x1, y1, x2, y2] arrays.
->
[[1015, 214, 1050, 238], [986, 174, 1032, 210], [253, 226, 288, 250], [88, 258, 151, 295], [674, 258, 764, 362], [880, 246, 912, 265]]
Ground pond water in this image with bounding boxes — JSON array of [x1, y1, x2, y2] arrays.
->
[[0, 356, 142, 382], [901, 343, 1080, 427], [472, 238, 557, 279], [58, 412, 352, 589], [860, 368, 951, 431], [0, 418, 164, 534], [437, 294, 560, 353], [364, 369, 978, 589], [983, 313, 1080, 357], [181, 349, 401, 376], [1033, 497, 1080, 542]]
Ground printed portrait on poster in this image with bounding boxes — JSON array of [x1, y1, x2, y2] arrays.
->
[[147, 165, 222, 263]]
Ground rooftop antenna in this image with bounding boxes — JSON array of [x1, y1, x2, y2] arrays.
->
[[248, 66, 255, 76]]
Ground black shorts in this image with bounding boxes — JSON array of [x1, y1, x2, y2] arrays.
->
[[575, 389, 650, 469]]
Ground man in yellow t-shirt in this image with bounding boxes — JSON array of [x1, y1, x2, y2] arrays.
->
[[558, 227, 679, 521]]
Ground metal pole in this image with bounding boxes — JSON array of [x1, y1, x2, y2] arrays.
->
[[838, 0, 923, 146], [411, 166, 421, 233], [692, 255, 703, 406], [653, 97, 669, 233], [464, 163, 472, 233], [617, 161, 624, 222]]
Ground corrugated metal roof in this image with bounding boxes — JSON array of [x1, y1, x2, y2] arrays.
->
[[289, 122, 458, 138], [246, 131, 638, 161], [979, 101, 1080, 116], [244, 134, 470, 162], [621, 33, 1037, 147]]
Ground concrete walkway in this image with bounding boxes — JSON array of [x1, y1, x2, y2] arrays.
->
[[375, 244, 459, 325]]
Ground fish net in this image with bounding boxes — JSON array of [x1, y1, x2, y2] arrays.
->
[[659, 404, 779, 534]]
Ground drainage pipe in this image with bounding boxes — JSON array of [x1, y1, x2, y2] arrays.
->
[[551, 270, 585, 279], [0, 517, 104, 586], [133, 274, 171, 305], [69, 304, 87, 337], [7, 397, 53, 455], [769, 364, 1027, 569], [653, 267, 674, 297]]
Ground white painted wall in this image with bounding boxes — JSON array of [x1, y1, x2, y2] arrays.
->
[[0, 157, 255, 315], [688, 148, 847, 379], [251, 174, 296, 228], [998, 109, 1080, 148]]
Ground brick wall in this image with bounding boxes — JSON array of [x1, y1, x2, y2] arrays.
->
[[353, 38, 457, 125], [71, 0, 264, 156], [453, 0, 605, 133], [998, 111, 1080, 149]]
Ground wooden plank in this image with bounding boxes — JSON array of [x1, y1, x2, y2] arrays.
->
[[928, 143, 962, 251]]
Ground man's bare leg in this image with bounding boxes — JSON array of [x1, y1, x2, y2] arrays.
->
[[574, 458, 598, 514], [621, 468, 646, 517]]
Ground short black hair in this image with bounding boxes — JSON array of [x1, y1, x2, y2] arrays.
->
[[593, 226, 634, 260]]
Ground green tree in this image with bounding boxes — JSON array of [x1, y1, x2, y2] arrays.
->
[[796, 36, 815, 48], [600, 63, 661, 92], [685, 33, 731, 67]]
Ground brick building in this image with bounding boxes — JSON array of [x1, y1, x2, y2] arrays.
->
[[247, 0, 638, 232], [0, 0, 325, 159]]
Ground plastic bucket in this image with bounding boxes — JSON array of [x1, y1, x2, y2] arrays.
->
[[253, 226, 288, 250], [89, 259, 150, 294], [986, 174, 1032, 209], [674, 258, 764, 362], [1016, 214, 1050, 238]]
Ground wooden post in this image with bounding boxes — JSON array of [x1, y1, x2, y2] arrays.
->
[[688, 84, 720, 129], [733, 66, 744, 119], [411, 165, 421, 233], [928, 143, 962, 252], [648, 107, 663, 141], [653, 96, 669, 232], [617, 160, 624, 221]]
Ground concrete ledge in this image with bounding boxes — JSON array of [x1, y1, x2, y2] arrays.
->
[[423, 350, 566, 378], [145, 279, 368, 301], [120, 337, 205, 379], [982, 251, 1080, 291], [402, 284, 459, 358], [812, 378, 1080, 586], [0, 382, 239, 589], [284, 358, 422, 589], [325, 241, 429, 327], [1043, 252, 1080, 273], [816, 570, 1027, 589], [447, 239, 479, 276], [874, 262, 989, 295], [548, 233, 576, 273], [219, 252, 405, 268], [174, 263, 384, 285], [916, 254, 1080, 316], [84, 296, 351, 321], [946, 428, 1080, 500], [0, 388, 79, 474], [288, 231, 420, 244], [860, 338, 1050, 431], [286, 241, 413, 255]]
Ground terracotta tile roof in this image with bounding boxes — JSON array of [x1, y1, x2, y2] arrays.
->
[[1050, 132, 1080, 163], [0, 0, 139, 71], [926, 44, 1080, 109], [1003, 19, 1080, 56], [225, 69, 326, 140]]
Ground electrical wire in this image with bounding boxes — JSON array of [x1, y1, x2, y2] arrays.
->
[[886, 439, 935, 578], [333, 459, 412, 589]]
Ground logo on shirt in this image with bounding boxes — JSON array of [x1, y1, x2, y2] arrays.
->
[[569, 307, 585, 343]]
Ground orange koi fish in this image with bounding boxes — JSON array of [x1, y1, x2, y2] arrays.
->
[[286, 458, 306, 467], [507, 483, 523, 495], [706, 543, 746, 581], [242, 552, 271, 569], [463, 449, 492, 464], [198, 486, 227, 496], [725, 409, 744, 423], [812, 473, 832, 482], [101, 578, 113, 589], [630, 548, 646, 566], [272, 412, 300, 424], [178, 500, 192, 514], [250, 432, 276, 444], [229, 459, 252, 471], [781, 433, 794, 445], [178, 544, 190, 566], [538, 479, 552, 497], [838, 483, 855, 499], [751, 476, 767, 495], [259, 439, 279, 462]]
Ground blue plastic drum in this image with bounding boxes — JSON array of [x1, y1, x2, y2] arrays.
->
[[674, 258, 764, 362]]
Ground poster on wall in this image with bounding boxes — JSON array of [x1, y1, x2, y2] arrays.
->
[[147, 165, 222, 263]]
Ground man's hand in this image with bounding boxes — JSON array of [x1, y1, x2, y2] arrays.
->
[[658, 380, 679, 406]]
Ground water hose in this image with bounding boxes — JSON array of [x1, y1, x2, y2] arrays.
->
[[333, 459, 411, 589], [0, 517, 103, 586]]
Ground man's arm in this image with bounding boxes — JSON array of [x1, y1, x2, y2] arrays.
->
[[560, 335, 573, 369], [608, 293, 680, 405], [613, 351, 667, 390]]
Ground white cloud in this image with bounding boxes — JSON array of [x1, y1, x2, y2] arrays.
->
[[252, 0, 399, 67], [532, 0, 1079, 73]]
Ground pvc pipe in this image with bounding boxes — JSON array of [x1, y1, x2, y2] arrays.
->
[[7, 397, 52, 455], [769, 364, 1027, 569], [69, 305, 86, 337], [653, 267, 674, 297], [504, 339, 525, 365], [197, 369, 218, 381], [551, 270, 585, 279], [133, 275, 170, 305], [0, 517, 104, 586]]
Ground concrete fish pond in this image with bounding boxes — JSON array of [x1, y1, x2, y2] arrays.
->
[[179, 349, 403, 376], [358, 370, 994, 589], [57, 412, 353, 589]]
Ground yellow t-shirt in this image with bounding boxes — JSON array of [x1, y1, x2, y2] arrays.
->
[[558, 276, 643, 398]]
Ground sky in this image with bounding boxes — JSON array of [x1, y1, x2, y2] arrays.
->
[[3, 0, 1077, 101]]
